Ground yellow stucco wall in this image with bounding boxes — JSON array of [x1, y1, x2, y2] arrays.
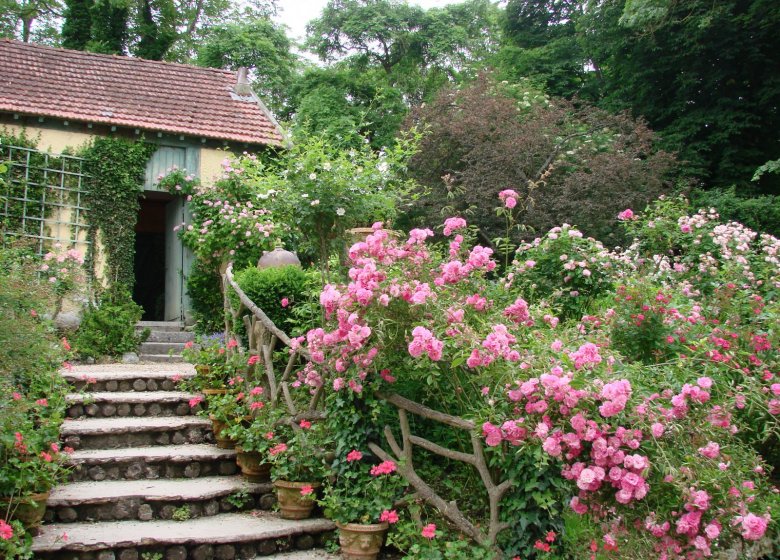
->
[[2, 122, 96, 154], [199, 147, 230, 187]]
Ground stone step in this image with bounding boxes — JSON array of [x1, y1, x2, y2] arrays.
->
[[63, 366, 194, 392], [140, 353, 186, 363], [61, 416, 213, 450], [146, 330, 195, 343], [44, 476, 274, 523], [32, 511, 335, 559], [65, 391, 199, 419], [140, 341, 189, 355], [137, 321, 185, 332], [67, 444, 239, 482]]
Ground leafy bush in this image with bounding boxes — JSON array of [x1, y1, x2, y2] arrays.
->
[[404, 73, 678, 246], [186, 259, 224, 335], [0, 244, 68, 557], [72, 287, 146, 359], [691, 186, 780, 238], [293, 199, 780, 558], [233, 265, 308, 333]]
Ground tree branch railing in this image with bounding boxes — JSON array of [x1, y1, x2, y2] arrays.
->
[[222, 263, 513, 548], [222, 263, 317, 421], [370, 392, 513, 548]]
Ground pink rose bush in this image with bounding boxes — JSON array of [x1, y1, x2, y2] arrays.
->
[[292, 194, 778, 558]]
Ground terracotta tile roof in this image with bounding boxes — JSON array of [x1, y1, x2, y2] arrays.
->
[[0, 39, 284, 146]]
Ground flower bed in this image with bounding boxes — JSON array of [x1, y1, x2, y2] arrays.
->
[[287, 196, 780, 559]]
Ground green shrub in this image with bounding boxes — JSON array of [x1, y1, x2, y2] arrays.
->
[[0, 244, 62, 392], [232, 265, 308, 333], [73, 287, 146, 359], [186, 260, 224, 335], [691, 186, 780, 237]]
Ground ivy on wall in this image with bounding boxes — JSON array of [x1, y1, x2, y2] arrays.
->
[[82, 137, 155, 289]]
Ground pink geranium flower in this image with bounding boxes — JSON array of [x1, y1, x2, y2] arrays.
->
[[346, 449, 363, 462], [379, 509, 399, 524], [421, 523, 437, 539], [300, 484, 314, 496]]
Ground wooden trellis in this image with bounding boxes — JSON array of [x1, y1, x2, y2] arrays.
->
[[0, 144, 90, 255]]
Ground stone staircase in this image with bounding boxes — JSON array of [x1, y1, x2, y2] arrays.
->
[[33, 364, 336, 560], [137, 322, 194, 363]]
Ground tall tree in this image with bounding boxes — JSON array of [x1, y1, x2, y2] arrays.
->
[[88, 0, 128, 54], [494, 0, 589, 98], [61, 0, 92, 49], [132, 0, 176, 59], [306, 0, 501, 104], [580, 0, 780, 186], [0, 0, 62, 43], [196, 15, 297, 114]]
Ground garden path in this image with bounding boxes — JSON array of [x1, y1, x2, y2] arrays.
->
[[31, 363, 337, 560]]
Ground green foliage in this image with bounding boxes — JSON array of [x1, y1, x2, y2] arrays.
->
[[185, 259, 224, 335], [497, 0, 588, 98], [405, 73, 677, 246], [82, 137, 155, 290], [250, 128, 419, 272], [232, 265, 307, 333], [0, 130, 61, 240], [510, 224, 616, 320], [305, 0, 501, 104], [0, 244, 63, 391], [269, 421, 331, 482], [288, 66, 407, 150], [72, 286, 146, 359], [157, 162, 276, 272], [134, 0, 177, 60], [196, 15, 295, 115], [691, 186, 780, 238], [581, 0, 780, 186], [0, 519, 33, 559], [61, 0, 93, 50], [171, 505, 191, 521]]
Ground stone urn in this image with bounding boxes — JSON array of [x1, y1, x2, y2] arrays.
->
[[337, 521, 389, 560], [235, 446, 271, 482], [272, 480, 320, 519], [257, 243, 301, 269]]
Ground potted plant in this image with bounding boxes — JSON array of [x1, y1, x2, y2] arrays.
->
[[226, 406, 283, 482], [268, 420, 330, 520], [320, 450, 405, 560], [181, 334, 232, 393], [0, 418, 69, 534]]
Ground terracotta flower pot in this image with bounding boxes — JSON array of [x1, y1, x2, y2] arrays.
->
[[337, 522, 389, 560], [195, 364, 211, 376], [208, 415, 234, 449], [273, 480, 320, 520], [201, 388, 227, 396], [234, 446, 271, 482], [0, 491, 50, 534]]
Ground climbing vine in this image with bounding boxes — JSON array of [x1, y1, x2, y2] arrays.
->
[[82, 137, 155, 289]]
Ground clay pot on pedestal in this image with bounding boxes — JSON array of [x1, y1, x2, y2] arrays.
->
[[337, 521, 389, 560], [272, 480, 320, 519]]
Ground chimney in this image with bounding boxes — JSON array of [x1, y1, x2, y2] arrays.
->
[[235, 67, 252, 96]]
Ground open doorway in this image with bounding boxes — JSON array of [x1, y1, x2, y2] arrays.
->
[[134, 193, 171, 320]]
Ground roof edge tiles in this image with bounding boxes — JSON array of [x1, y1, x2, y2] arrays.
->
[[0, 39, 285, 147]]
